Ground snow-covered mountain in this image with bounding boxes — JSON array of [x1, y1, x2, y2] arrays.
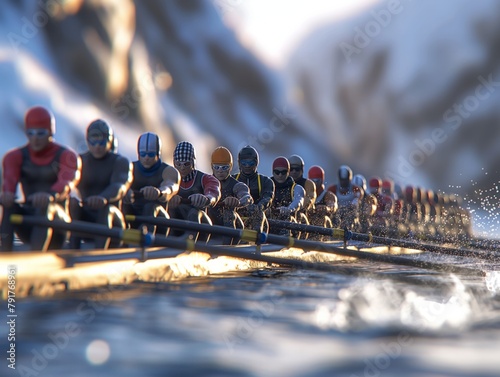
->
[[0, 0, 322, 175], [287, 0, 500, 204]]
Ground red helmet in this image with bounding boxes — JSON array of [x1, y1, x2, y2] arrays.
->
[[25, 106, 55, 135], [272, 156, 289, 171], [405, 186, 416, 202], [382, 179, 394, 195], [369, 177, 382, 194], [308, 165, 324, 181]]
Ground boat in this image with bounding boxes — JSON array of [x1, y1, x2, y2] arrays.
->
[[1, 214, 497, 300]]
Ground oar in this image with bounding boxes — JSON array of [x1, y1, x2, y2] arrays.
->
[[7, 215, 403, 279], [126, 215, 488, 277], [268, 219, 500, 262]]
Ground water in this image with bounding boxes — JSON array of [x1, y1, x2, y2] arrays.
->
[[2, 259, 500, 377]]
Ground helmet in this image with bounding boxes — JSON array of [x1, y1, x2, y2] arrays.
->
[[338, 165, 352, 188], [338, 165, 352, 181], [369, 177, 382, 193], [174, 141, 196, 162], [238, 145, 259, 165], [382, 179, 394, 195], [25, 106, 55, 135], [211, 146, 233, 167], [352, 174, 367, 192], [405, 186, 416, 202], [288, 154, 304, 168], [138, 132, 162, 158], [87, 119, 113, 142], [308, 165, 324, 181], [272, 156, 289, 171]]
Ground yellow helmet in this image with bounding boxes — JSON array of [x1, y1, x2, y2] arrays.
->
[[211, 146, 233, 167]]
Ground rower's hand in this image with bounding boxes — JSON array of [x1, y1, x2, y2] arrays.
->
[[169, 195, 182, 208], [189, 194, 209, 209], [247, 203, 263, 214], [85, 196, 108, 210], [141, 186, 160, 201], [29, 192, 54, 208], [0, 192, 16, 208], [222, 197, 240, 208]]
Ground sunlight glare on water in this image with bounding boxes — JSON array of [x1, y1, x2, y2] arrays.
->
[[85, 339, 111, 365]]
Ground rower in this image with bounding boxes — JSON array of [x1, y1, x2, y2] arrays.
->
[[123, 132, 180, 236], [352, 174, 377, 234], [327, 165, 363, 231], [288, 154, 316, 237], [168, 141, 221, 242], [207, 146, 253, 245], [233, 145, 274, 233], [0, 106, 80, 251], [268, 156, 305, 236], [307, 165, 338, 239], [69, 119, 133, 249], [367, 176, 394, 237]]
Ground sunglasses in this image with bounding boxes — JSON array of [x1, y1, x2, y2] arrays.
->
[[290, 166, 302, 172], [273, 169, 288, 176], [139, 151, 156, 158], [174, 161, 192, 168], [212, 164, 230, 171], [87, 139, 108, 146], [240, 160, 256, 167], [26, 129, 49, 137]]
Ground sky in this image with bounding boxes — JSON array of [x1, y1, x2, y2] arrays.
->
[[220, 0, 381, 67]]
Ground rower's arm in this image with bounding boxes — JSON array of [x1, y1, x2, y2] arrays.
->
[[257, 175, 275, 210], [99, 156, 133, 203], [288, 184, 305, 212], [158, 165, 180, 202], [233, 182, 253, 208], [201, 173, 221, 207]]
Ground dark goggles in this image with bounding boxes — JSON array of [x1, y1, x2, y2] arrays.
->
[[240, 159, 257, 167], [273, 169, 288, 176], [139, 151, 156, 158]]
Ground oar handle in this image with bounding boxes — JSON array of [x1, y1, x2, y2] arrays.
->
[[125, 215, 268, 244], [10, 215, 153, 247]]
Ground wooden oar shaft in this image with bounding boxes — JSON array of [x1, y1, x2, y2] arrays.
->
[[126, 215, 486, 276]]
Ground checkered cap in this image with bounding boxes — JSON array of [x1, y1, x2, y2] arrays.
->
[[174, 141, 196, 161]]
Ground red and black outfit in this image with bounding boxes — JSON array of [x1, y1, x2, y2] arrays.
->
[[168, 170, 220, 239], [0, 142, 80, 251]]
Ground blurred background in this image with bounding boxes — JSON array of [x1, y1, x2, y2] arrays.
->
[[1, 0, 500, 236]]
